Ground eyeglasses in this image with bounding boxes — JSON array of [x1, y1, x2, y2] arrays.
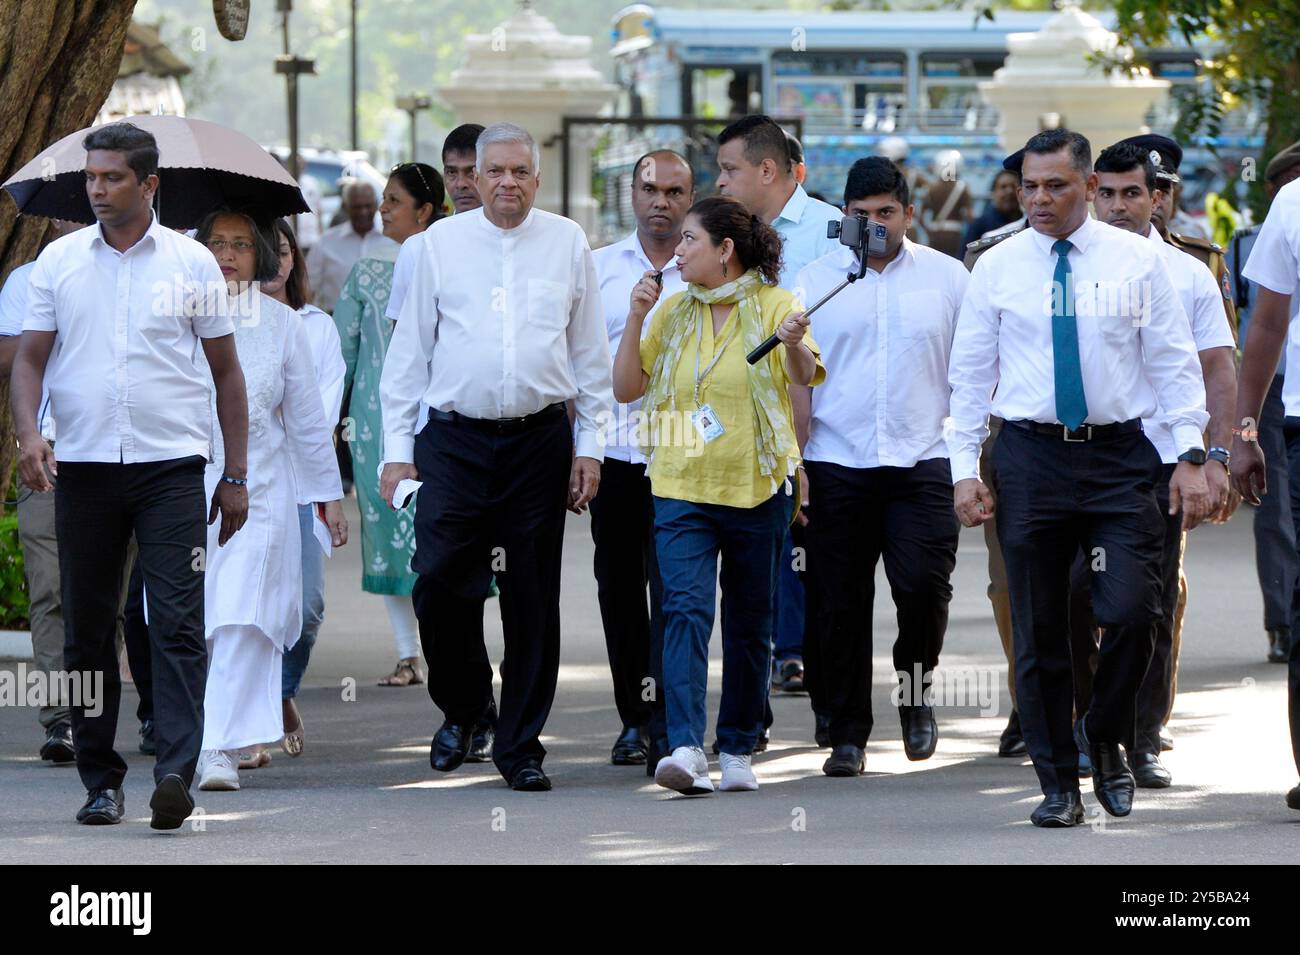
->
[[206, 239, 256, 254], [391, 162, 435, 200]]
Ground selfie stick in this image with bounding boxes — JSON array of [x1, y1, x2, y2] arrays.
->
[[745, 252, 869, 365]]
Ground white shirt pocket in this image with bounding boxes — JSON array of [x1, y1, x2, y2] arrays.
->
[[527, 278, 570, 331]]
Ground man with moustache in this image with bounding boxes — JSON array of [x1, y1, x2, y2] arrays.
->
[[948, 128, 1211, 827], [796, 157, 968, 776], [591, 150, 693, 771], [1092, 141, 1238, 788]]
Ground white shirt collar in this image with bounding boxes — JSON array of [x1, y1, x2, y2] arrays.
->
[[773, 183, 809, 226], [90, 211, 163, 254], [614, 230, 681, 277], [477, 204, 537, 238], [1029, 214, 1097, 257]]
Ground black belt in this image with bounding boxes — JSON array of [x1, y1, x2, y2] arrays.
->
[[1005, 418, 1143, 443], [427, 401, 566, 436]]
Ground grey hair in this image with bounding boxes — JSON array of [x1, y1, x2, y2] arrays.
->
[[475, 122, 541, 174], [341, 179, 376, 204]]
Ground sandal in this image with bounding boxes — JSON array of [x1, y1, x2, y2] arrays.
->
[[238, 746, 271, 769], [377, 657, 425, 687], [281, 698, 305, 757]]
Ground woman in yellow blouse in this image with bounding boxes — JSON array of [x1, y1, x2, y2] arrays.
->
[[613, 195, 825, 795]]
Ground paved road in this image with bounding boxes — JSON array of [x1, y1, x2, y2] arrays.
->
[[2, 496, 1296, 863]]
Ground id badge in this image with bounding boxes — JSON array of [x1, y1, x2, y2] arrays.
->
[[691, 404, 725, 443]]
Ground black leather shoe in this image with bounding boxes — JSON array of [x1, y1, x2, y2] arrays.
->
[[466, 702, 496, 763], [776, 658, 805, 693], [611, 725, 648, 765], [509, 762, 552, 791], [149, 774, 194, 831], [1030, 792, 1084, 828], [645, 736, 669, 777], [76, 787, 124, 825], [138, 718, 156, 756], [1077, 745, 1092, 777], [1131, 751, 1172, 789], [1287, 784, 1300, 810], [998, 711, 1027, 757], [40, 722, 75, 763], [814, 713, 831, 748], [430, 721, 473, 772], [900, 705, 937, 761], [1267, 627, 1290, 664], [1074, 718, 1134, 817], [822, 744, 865, 777]]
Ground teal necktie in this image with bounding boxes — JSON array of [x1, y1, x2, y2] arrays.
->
[[1051, 239, 1088, 430]]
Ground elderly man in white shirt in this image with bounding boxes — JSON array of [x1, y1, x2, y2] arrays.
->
[[1230, 175, 1300, 813], [796, 157, 969, 779], [947, 129, 1211, 828], [10, 122, 250, 831], [590, 149, 691, 772], [1092, 141, 1239, 791], [306, 180, 397, 312], [716, 114, 840, 718], [379, 122, 613, 792]]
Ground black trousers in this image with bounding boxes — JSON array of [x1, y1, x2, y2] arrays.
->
[[56, 456, 208, 792], [588, 457, 663, 736], [805, 457, 960, 748], [1279, 418, 1300, 776], [411, 409, 571, 780], [1132, 464, 1183, 754], [1256, 375, 1297, 631], [122, 557, 154, 725], [992, 424, 1163, 795]]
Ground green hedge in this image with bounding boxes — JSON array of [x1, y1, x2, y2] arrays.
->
[[0, 512, 30, 630]]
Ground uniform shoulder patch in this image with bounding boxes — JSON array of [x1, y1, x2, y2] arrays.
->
[[1168, 232, 1224, 254], [963, 227, 1024, 269]]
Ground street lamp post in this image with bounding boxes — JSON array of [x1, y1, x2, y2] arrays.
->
[[395, 94, 431, 162], [275, 0, 316, 231]]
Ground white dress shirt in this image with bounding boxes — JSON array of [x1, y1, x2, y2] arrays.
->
[[592, 231, 685, 464], [947, 216, 1208, 483], [799, 239, 969, 469], [24, 214, 235, 464], [1142, 224, 1235, 463], [380, 206, 614, 463], [772, 183, 841, 290], [1242, 179, 1300, 416], [298, 303, 347, 421], [386, 231, 423, 322], [306, 221, 398, 313], [0, 262, 55, 441]]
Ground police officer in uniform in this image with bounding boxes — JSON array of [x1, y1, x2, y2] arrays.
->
[[1231, 141, 1300, 664]]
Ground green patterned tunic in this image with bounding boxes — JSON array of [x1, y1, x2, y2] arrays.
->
[[333, 258, 417, 595]]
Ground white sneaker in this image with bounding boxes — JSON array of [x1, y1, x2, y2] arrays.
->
[[719, 752, 759, 792], [654, 746, 714, 795], [197, 749, 240, 791]]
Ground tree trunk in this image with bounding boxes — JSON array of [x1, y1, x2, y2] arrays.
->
[[0, 0, 137, 510]]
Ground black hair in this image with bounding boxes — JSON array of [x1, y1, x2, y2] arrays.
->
[[1094, 143, 1158, 193], [82, 122, 159, 182], [195, 209, 280, 284], [844, 156, 910, 207], [688, 195, 784, 286], [631, 149, 694, 189], [1023, 128, 1092, 177], [991, 168, 1020, 189], [717, 114, 792, 175], [785, 132, 804, 165], [272, 219, 310, 310], [442, 123, 484, 161], [389, 162, 446, 219]]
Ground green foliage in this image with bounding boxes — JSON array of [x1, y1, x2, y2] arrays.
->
[[0, 512, 30, 631]]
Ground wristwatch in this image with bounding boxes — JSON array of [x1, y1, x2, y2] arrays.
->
[[1177, 448, 1207, 465], [1207, 446, 1231, 466]]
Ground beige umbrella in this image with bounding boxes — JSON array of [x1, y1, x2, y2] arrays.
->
[[2, 114, 308, 227]]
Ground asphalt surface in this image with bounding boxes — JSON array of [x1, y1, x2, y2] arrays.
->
[[2, 495, 1296, 864]]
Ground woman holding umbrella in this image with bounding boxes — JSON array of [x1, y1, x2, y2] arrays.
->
[[192, 209, 348, 792]]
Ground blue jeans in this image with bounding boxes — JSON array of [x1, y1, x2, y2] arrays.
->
[[654, 491, 792, 754], [282, 503, 326, 699], [772, 525, 805, 661]]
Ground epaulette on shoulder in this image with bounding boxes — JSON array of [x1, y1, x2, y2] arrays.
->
[[1168, 232, 1224, 254], [964, 228, 1021, 255]]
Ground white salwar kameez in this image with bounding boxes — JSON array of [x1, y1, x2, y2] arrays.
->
[[199, 293, 342, 751]]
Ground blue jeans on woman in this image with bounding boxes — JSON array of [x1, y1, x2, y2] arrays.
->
[[654, 490, 792, 755], [282, 503, 326, 699]]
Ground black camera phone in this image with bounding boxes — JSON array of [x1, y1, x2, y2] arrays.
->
[[827, 215, 889, 259]]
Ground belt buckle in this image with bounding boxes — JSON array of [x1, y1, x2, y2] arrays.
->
[[1062, 425, 1091, 443]]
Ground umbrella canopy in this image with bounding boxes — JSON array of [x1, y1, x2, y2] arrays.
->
[[1, 114, 308, 228]]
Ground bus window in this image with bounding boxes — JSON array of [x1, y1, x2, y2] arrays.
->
[[920, 54, 1003, 130], [773, 51, 905, 131], [684, 65, 761, 118]]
